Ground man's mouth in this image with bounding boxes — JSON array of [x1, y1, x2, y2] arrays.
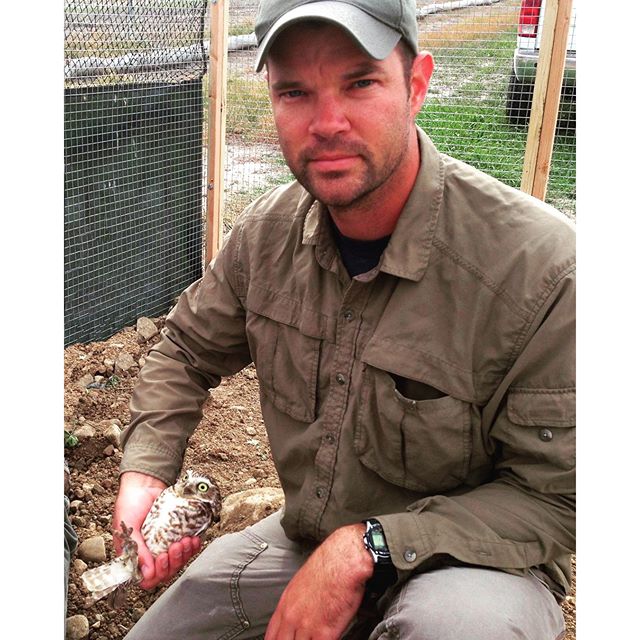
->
[[307, 154, 359, 172]]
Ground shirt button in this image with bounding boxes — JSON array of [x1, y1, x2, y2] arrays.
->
[[539, 428, 553, 442], [403, 549, 417, 563], [343, 309, 354, 321], [316, 487, 326, 498], [325, 434, 336, 445], [336, 373, 346, 385]]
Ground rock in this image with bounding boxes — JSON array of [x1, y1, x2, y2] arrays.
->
[[103, 444, 115, 456], [73, 559, 88, 574], [77, 536, 107, 563], [77, 374, 94, 390], [219, 487, 285, 533], [66, 614, 89, 639], [102, 422, 122, 448], [73, 423, 96, 440], [244, 477, 257, 486], [136, 317, 159, 341], [132, 606, 146, 621], [69, 500, 83, 513], [245, 426, 257, 436], [115, 351, 136, 374]]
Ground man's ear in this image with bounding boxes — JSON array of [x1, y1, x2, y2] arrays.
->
[[410, 52, 434, 116]]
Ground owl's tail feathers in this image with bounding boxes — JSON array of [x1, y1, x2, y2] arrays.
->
[[81, 521, 142, 608]]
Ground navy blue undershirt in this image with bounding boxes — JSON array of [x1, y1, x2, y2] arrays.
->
[[329, 217, 391, 278]]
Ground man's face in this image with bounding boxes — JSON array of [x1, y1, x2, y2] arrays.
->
[[266, 23, 425, 210]]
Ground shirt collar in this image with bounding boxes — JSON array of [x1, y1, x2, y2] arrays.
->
[[301, 127, 444, 281]]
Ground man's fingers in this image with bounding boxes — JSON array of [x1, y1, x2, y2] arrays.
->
[[168, 542, 184, 573], [179, 537, 197, 562]]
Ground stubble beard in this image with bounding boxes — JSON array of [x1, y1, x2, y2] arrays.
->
[[284, 123, 411, 212]]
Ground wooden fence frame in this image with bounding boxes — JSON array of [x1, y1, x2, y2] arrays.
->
[[205, 0, 228, 266], [520, 0, 574, 201]]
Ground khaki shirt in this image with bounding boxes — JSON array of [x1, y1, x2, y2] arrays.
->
[[121, 129, 576, 594]]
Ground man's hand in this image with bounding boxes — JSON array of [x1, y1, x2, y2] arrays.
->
[[113, 471, 202, 590], [265, 523, 374, 640]]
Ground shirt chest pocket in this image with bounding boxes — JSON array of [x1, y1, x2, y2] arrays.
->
[[355, 362, 473, 493], [245, 285, 331, 423]]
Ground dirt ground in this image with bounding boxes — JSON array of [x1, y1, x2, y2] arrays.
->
[[64, 317, 575, 639]]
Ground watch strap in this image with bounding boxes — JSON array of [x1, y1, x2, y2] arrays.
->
[[363, 519, 397, 600]]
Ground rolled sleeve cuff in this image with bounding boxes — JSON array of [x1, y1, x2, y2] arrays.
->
[[119, 442, 184, 486], [376, 510, 534, 575]]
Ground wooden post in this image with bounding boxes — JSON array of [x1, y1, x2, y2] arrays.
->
[[520, 0, 573, 200], [205, 0, 229, 266]]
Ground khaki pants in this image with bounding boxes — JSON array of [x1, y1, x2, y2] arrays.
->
[[125, 511, 565, 640]]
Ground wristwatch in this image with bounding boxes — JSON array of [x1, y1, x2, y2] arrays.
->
[[362, 519, 397, 599]]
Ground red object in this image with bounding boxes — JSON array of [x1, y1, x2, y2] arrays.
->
[[518, 0, 542, 37]]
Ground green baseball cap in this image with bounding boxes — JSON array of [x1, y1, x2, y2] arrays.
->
[[254, 0, 418, 72]]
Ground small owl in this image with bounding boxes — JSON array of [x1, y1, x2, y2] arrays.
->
[[81, 470, 222, 607], [141, 469, 222, 555]]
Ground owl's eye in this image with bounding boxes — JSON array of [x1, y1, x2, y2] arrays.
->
[[197, 482, 209, 493]]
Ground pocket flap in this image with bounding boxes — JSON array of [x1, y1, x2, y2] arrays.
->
[[507, 388, 575, 427], [245, 282, 334, 341]]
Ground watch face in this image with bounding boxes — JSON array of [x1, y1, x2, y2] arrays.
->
[[371, 530, 386, 550]]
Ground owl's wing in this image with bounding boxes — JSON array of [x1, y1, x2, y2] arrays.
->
[[81, 556, 136, 603], [81, 523, 140, 607]]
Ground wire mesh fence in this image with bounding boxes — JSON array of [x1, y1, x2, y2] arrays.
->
[[64, 0, 209, 346], [64, 0, 576, 345], [222, 0, 576, 231]]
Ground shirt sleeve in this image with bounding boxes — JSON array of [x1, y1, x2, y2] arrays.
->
[[119, 224, 252, 485], [376, 268, 575, 592]]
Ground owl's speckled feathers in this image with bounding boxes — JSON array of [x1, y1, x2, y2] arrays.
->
[[81, 470, 221, 607], [141, 469, 222, 555], [81, 521, 141, 608]]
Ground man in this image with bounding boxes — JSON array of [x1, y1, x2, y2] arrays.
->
[[116, 1, 575, 638]]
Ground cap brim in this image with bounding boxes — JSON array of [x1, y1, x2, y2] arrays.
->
[[255, 1, 401, 72]]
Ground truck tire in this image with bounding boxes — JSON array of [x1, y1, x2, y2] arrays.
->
[[506, 70, 534, 126]]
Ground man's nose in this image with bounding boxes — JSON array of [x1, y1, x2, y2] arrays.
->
[[308, 94, 350, 138]]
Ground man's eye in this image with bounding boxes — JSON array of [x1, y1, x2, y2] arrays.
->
[[282, 90, 305, 98], [353, 79, 374, 89]]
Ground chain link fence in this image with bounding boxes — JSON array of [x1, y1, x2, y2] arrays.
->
[[64, 0, 576, 345]]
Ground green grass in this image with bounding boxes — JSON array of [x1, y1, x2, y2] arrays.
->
[[417, 28, 575, 215], [419, 103, 576, 203]]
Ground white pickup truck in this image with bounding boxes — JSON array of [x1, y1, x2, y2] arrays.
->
[[506, 0, 577, 126]]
